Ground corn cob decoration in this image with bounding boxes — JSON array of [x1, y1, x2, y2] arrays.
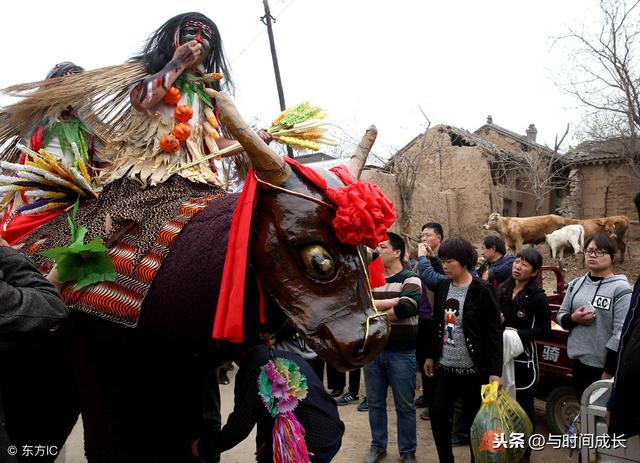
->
[[178, 101, 340, 171], [0, 143, 99, 215], [268, 102, 338, 152]]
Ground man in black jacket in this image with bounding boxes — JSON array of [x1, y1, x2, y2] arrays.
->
[[607, 275, 640, 438], [422, 237, 503, 463], [1, 238, 79, 462]]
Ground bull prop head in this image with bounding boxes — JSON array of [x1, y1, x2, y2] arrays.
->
[[217, 93, 389, 371]]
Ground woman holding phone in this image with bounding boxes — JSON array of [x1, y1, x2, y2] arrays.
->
[[557, 233, 632, 399]]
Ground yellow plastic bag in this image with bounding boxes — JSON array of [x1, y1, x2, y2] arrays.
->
[[470, 382, 533, 463]]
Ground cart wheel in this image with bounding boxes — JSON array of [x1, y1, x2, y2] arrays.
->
[[545, 386, 580, 434]]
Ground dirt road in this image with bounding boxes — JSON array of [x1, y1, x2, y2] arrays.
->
[[55, 368, 574, 463]]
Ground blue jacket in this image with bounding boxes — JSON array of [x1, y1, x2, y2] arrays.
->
[[418, 255, 479, 292], [486, 255, 515, 285]]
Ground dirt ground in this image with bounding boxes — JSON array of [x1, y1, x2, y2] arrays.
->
[[54, 368, 576, 463]]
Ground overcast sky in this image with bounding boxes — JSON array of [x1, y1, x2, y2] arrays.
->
[[0, 0, 601, 160]]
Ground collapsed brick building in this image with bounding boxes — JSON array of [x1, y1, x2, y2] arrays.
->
[[560, 138, 639, 220], [360, 118, 563, 241]]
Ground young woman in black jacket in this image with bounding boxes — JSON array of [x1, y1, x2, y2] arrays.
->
[[422, 237, 503, 463], [497, 248, 550, 453]]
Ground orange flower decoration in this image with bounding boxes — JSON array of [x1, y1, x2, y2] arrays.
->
[[160, 134, 180, 153], [163, 87, 181, 105], [174, 105, 194, 123], [172, 123, 192, 142]]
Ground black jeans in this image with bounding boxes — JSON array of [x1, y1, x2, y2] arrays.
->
[[429, 368, 485, 463], [201, 367, 221, 463], [416, 318, 433, 404], [310, 358, 349, 392], [515, 381, 537, 457], [572, 359, 603, 400]]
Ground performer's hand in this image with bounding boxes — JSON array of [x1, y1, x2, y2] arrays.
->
[[257, 129, 273, 144], [424, 358, 434, 377], [489, 375, 503, 387], [0, 236, 8, 247], [173, 40, 204, 70], [46, 265, 63, 289]]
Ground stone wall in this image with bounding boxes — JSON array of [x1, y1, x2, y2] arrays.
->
[[579, 163, 639, 218], [362, 128, 495, 244], [476, 127, 527, 152]]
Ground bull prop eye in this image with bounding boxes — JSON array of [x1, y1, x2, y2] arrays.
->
[[300, 244, 335, 280]]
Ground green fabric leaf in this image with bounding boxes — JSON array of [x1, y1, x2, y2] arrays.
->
[[69, 225, 88, 248], [74, 254, 116, 289], [41, 118, 89, 162], [40, 246, 74, 261], [55, 254, 88, 282], [40, 199, 115, 289], [69, 236, 108, 254]]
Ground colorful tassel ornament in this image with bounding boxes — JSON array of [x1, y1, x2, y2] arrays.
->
[[258, 357, 310, 463]]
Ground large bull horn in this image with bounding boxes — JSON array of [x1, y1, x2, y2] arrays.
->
[[216, 92, 291, 185], [348, 125, 377, 181]]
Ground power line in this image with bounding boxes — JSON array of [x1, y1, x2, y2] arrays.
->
[[231, 0, 296, 63]]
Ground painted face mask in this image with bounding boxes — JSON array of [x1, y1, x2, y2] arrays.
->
[[176, 20, 214, 56]]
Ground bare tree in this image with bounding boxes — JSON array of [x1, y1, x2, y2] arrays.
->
[[559, 0, 640, 176], [387, 107, 431, 233], [491, 125, 571, 215]]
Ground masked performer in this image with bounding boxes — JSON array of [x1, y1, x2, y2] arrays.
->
[[0, 13, 281, 463], [0, 62, 100, 245]]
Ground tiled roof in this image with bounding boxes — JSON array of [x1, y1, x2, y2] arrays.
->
[[563, 139, 634, 165], [475, 122, 552, 153]]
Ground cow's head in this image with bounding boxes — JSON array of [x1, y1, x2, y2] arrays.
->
[[218, 93, 389, 371], [601, 222, 618, 240], [483, 212, 502, 230]]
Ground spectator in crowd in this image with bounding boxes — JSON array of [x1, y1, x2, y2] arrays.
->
[[557, 233, 632, 400], [480, 235, 515, 286], [364, 232, 421, 463], [422, 237, 503, 463], [418, 230, 476, 446], [414, 223, 444, 419], [497, 248, 550, 461], [0, 236, 79, 462], [334, 369, 362, 407], [607, 192, 640, 439]]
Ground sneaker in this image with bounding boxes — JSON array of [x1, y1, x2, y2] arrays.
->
[[363, 447, 386, 463], [419, 408, 430, 421], [451, 433, 469, 447], [415, 395, 428, 408], [357, 397, 369, 412], [330, 388, 344, 398], [401, 453, 417, 463], [336, 392, 359, 406]]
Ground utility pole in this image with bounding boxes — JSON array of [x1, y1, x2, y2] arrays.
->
[[261, 0, 294, 157]]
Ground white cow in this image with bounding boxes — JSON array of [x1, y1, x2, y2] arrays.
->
[[545, 224, 585, 261]]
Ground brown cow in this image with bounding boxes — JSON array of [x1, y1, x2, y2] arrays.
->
[[577, 215, 630, 262], [483, 212, 577, 254]]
